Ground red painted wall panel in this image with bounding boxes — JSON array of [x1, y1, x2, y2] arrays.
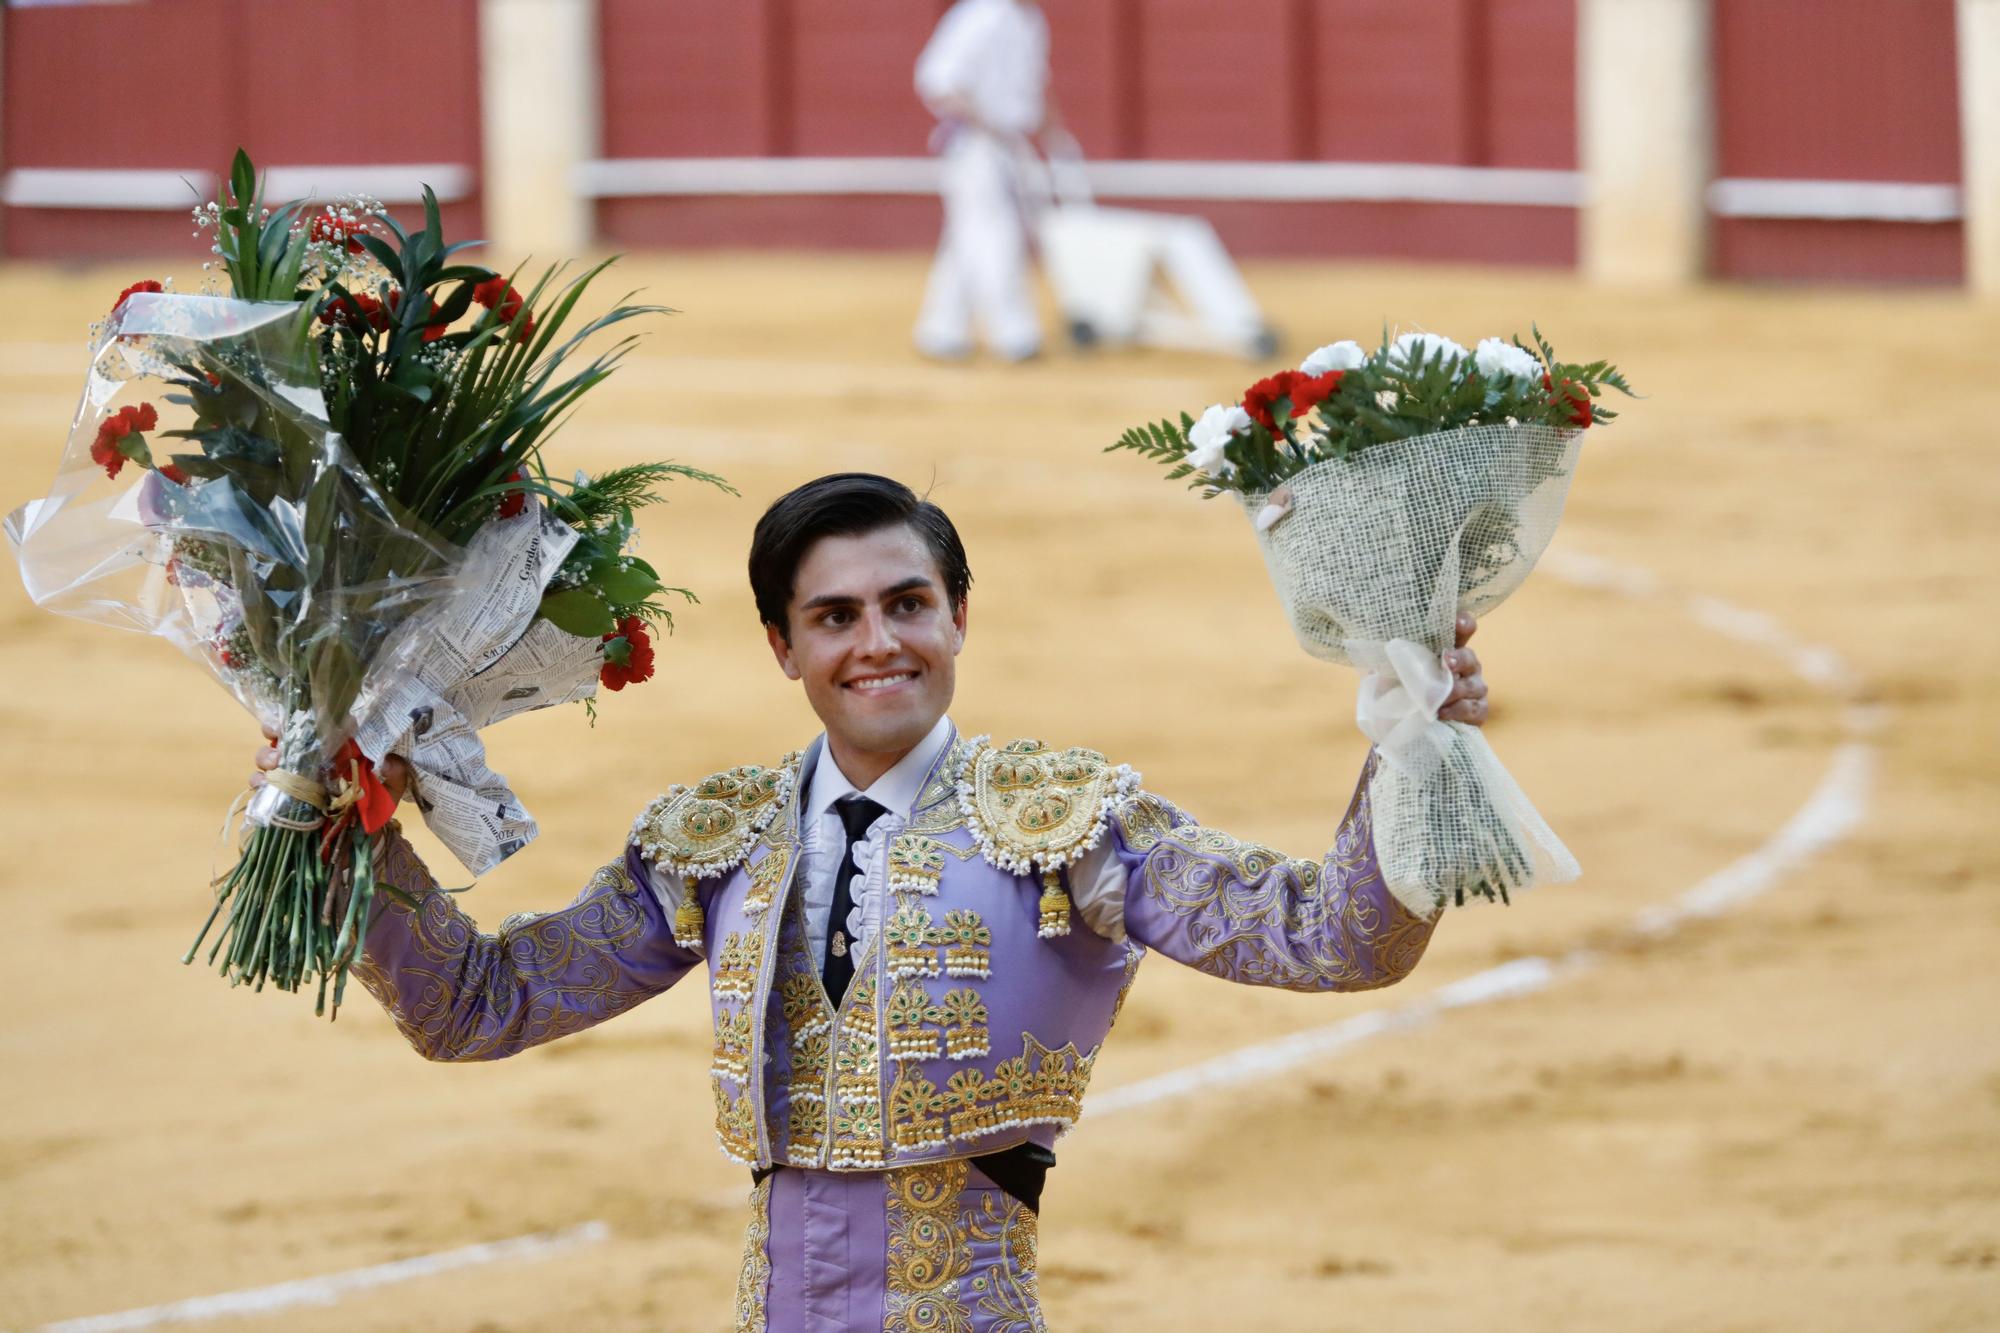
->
[[3, 0, 484, 259], [785, 0, 947, 156], [599, 0, 784, 156], [1712, 219, 1964, 285], [600, 194, 941, 251], [1309, 0, 1476, 163], [1133, 0, 1307, 160], [1043, 0, 1134, 159], [236, 2, 481, 167], [1484, 0, 1576, 169], [1713, 0, 1960, 283], [5, 1, 237, 169], [1714, 0, 1961, 182]]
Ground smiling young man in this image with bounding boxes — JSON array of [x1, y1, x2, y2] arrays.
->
[[329, 472, 1490, 1330]]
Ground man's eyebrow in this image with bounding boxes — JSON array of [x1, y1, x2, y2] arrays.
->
[[797, 576, 936, 614]]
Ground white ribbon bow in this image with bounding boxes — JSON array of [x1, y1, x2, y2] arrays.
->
[[1354, 638, 1455, 775]]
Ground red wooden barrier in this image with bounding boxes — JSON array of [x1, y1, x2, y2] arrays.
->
[[1712, 0, 1962, 282], [3, 0, 483, 260], [4, 1, 1969, 280]]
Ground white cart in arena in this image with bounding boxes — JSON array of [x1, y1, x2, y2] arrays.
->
[[1030, 135, 1279, 361]]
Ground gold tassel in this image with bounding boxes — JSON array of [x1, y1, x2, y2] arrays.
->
[[673, 894, 706, 950], [1037, 871, 1071, 939]]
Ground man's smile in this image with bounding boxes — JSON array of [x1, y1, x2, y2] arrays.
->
[[844, 671, 918, 693]]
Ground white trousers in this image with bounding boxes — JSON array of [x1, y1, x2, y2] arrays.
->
[[915, 132, 1042, 359]]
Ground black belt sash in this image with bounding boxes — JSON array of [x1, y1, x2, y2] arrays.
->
[[751, 1141, 1056, 1214]]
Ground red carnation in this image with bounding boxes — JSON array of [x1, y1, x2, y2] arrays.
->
[[111, 279, 163, 316], [497, 468, 527, 519], [89, 401, 160, 479], [471, 276, 534, 342], [471, 275, 523, 320], [600, 616, 656, 692], [321, 292, 390, 333], [160, 462, 191, 486], [1242, 369, 1342, 434], [1542, 372, 1593, 429]]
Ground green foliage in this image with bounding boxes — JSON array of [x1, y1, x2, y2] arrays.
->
[[213, 149, 316, 309], [540, 462, 733, 634], [1108, 328, 1638, 497]]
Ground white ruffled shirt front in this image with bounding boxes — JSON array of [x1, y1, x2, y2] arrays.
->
[[640, 715, 1130, 958]]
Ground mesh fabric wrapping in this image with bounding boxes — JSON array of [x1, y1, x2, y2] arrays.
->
[[1241, 423, 1584, 916]]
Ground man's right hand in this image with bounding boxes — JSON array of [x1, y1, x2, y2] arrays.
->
[[252, 727, 410, 806]]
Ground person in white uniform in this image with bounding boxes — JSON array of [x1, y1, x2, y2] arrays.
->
[[913, 0, 1050, 362]]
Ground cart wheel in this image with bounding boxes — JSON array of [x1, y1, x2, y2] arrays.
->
[[1250, 326, 1282, 360], [1067, 318, 1100, 350]]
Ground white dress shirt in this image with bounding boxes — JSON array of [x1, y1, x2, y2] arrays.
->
[[640, 715, 1130, 956]]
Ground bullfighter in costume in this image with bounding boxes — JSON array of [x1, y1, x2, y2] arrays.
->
[[327, 473, 1491, 1330]]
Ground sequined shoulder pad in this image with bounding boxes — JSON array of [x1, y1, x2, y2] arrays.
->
[[630, 757, 798, 880], [952, 736, 1142, 875]]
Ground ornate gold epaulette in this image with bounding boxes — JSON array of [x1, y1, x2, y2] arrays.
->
[[632, 758, 797, 949], [630, 758, 797, 882], [952, 737, 1142, 939]]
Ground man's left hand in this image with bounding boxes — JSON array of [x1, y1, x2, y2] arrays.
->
[[1439, 612, 1488, 727]]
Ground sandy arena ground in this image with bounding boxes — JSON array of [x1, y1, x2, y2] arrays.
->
[[1, 252, 1996, 1332]]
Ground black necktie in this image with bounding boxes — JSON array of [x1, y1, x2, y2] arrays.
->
[[823, 794, 885, 1006]]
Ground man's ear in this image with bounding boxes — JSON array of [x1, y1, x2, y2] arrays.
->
[[950, 597, 968, 655], [766, 621, 802, 680]]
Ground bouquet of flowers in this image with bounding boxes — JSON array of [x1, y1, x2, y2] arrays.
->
[[1112, 330, 1634, 915], [5, 150, 729, 1015]]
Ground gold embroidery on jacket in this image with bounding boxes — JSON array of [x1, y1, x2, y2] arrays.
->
[[937, 909, 991, 979], [631, 762, 793, 881], [886, 833, 952, 894], [956, 738, 1138, 876], [883, 1159, 975, 1332], [887, 979, 943, 1061], [734, 1175, 773, 1332], [885, 904, 942, 979], [965, 1188, 1047, 1332], [888, 1033, 1097, 1150], [712, 930, 760, 1001], [714, 1079, 757, 1165], [829, 970, 885, 1169], [745, 843, 795, 917]]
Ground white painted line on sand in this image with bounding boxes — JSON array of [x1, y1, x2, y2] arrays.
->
[[32, 1221, 610, 1332]]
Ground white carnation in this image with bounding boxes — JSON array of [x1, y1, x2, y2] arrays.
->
[[1185, 403, 1251, 476], [1300, 340, 1367, 375], [1474, 337, 1543, 382], [1391, 331, 1470, 370]]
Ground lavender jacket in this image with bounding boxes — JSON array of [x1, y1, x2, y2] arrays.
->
[[355, 730, 1438, 1171]]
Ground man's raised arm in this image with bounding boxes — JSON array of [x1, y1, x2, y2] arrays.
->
[[352, 830, 703, 1061], [1096, 754, 1437, 992], [1070, 615, 1491, 991]]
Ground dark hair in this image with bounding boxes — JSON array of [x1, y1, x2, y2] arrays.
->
[[748, 473, 973, 637]]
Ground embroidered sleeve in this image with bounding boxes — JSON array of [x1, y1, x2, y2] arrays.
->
[[1110, 754, 1440, 993], [353, 829, 702, 1062]]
